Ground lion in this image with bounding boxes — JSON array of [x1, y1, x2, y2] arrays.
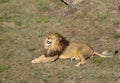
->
[[31, 32, 112, 67]]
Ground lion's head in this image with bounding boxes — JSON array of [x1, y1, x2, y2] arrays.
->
[[44, 32, 68, 57]]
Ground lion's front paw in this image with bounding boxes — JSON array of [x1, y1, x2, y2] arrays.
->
[[76, 62, 81, 67], [31, 59, 40, 64]]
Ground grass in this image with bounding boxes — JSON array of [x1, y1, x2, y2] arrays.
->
[[0, 80, 2, 83], [27, 48, 36, 52], [3, 50, 15, 58], [113, 76, 120, 81], [37, 0, 50, 12], [29, 69, 42, 78], [0, 15, 12, 22], [99, 12, 108, 19], [0, 26, 12, 45], [91, 57, 105, 63], [0, 26, 9, 34], [0, 65, 10, 72], [42, 79, 49, 83], [113, 33, 120, 39], [0, 15, 23, 26], [0, 28, 19, 45], [0, 0, 10, 4], [13, 19, 23, 26], [0, 35, 6, 45], [109, 59, 120, 68], [37, 16, 51, 23], [19, 80, 28, 83]]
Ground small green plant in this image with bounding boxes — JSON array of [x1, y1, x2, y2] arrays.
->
[[0, 80, 3, 83], [37, 17, 51, 23], [99, 12, 108, 19], [113, 33, 120, 39], [0, 65, 10, 72], [0, 0, 10, 3], [27, 48, 36, 52], [91, 57, 105, 63], [13, 19, 23, 26], [0, 15, 12, 22]]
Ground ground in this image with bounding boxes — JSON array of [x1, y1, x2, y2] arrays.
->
[[0, 0, 120, 83]]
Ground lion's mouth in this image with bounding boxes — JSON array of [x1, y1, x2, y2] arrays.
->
[[46, 39, 52, 46]]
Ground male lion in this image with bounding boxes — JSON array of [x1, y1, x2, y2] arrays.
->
[[31, 32, 112, 67]]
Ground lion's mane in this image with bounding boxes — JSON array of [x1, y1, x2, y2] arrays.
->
[[44, 32, 69, 57]]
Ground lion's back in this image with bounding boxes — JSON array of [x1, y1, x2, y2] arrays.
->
[[60, 42, 93, 58]]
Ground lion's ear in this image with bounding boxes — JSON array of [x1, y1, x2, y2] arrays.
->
[[59, 37, 64, 44], [59, 37, 62, 41]]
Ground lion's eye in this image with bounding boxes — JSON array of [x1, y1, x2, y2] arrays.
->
[[48, 37, 50, 39]]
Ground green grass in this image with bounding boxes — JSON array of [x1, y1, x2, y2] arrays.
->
[[99, 12, 108, 19], [19, 80, 28, 83], [0, 36, 6, 45], [113, 76, 120, 81], [29, 69, 41, 78], [37, 16, 51, 23], [3, 50, 15, 58], [37, 0, 50, 12], [0, 80, 3, 83], [0, 15, 12, 22], [0, 65, 10, 72], [42, 79, 49, 83], [13, 19, 23, 26], [0, 15, 23, 26], [113, 33, 120, 39], [27, 48, 36, 52], [0, 26, 12, 45], [109, 60, 120, 68], [91, 57, 105, 63], [0, 28, 19, 45], [0, 0, 10, 4], [0, 26, 9, 34]]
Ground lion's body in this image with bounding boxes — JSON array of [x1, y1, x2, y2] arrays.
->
[[58, 42, 95, 66], [31, 32, 112, 66], [59, 42, 93, 59]]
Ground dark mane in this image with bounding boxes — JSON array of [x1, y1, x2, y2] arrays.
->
[[44, 32, 69, 57], [59, 36, 69, 55]]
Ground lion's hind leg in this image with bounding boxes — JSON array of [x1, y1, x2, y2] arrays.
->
[[76, 55, 86, 67], [31, 55, 58, 64]]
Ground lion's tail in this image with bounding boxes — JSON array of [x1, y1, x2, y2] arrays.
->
[[93, 52, 112, 57]]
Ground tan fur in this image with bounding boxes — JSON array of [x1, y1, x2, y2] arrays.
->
[[31, 55, 58, 64], [44, 32, 63, 53], [31, 32, 112, 66]]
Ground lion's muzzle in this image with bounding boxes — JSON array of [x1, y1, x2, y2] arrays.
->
[[46, 39, 52, 47]]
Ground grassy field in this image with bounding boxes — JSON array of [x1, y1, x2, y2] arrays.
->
[[0, 0, 120, 83]]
